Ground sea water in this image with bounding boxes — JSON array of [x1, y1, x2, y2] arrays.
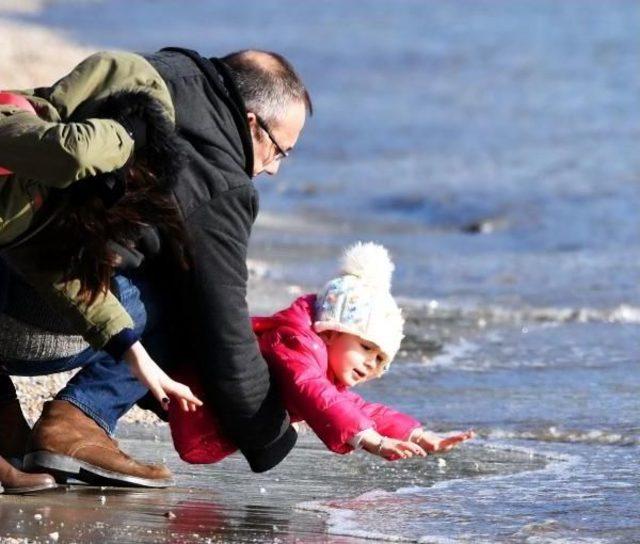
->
[[18, 1, 640, 541]]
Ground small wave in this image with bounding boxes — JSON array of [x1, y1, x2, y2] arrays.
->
[[487, 427, 640, 446], [423, 338, 481, 368], [513, 519, 609, 544], [401, 298, 640, 326]]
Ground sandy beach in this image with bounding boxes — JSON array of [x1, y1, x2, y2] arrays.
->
[[0, 1, 91, 90]]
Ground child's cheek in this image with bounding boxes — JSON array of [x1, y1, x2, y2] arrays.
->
[[328, 354, 349, 385]]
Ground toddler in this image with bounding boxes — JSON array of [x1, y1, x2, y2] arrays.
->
[[170, 242, 473, 463]]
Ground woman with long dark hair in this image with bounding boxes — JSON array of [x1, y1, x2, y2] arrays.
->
[[0, 55, 203, 490]]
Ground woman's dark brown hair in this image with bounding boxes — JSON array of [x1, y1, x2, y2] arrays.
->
[[35, 159, 190, 304], [29, 91, 194, 304]]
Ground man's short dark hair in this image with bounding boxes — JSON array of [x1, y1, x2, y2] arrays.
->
[[221, 49, 313, 123]]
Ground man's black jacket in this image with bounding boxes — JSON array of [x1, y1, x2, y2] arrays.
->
[[144, 49, 297, 472]]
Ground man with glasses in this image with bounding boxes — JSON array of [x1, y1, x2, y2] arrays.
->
[[254, 114, 290, 164], [0, 47, 312, 487], [225, 50, 305, 177]]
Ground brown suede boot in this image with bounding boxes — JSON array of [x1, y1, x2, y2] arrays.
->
[[0, 454, 56, 494], [0, 399, 32, 467], [24, 400, 173, 488]]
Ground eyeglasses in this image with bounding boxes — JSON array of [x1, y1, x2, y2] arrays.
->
[[254, 114, 289, 162]]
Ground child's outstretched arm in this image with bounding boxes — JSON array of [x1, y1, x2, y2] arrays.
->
[[342, 389, 422, 440], [342, 390, 475, 455]]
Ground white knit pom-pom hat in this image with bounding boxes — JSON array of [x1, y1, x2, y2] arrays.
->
[[314, 242, 405, 367]]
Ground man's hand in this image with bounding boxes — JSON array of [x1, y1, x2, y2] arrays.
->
[[123, 341, 203, 412], [411, 429, 475, 453]]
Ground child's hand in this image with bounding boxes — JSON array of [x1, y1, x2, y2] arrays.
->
[[362, 436, 427, 460], [123, 341, 203, 412], [412, 429, 475, 453]]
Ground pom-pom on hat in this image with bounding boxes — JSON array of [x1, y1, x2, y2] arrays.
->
[[314, 242, 404, 367]]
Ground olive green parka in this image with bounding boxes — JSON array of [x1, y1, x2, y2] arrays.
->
[[0, 51, 174, 351]]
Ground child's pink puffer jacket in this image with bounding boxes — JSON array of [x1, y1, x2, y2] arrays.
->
[[169, 295, 421, 464]]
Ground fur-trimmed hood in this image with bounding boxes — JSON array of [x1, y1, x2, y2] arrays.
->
[[86, 91, 187, 196], [92, 90, 189, 193]]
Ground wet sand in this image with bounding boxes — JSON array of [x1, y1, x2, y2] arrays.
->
[[0, 426, 545, 543]]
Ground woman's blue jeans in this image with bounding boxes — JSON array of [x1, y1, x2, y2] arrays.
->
[[0, 274, 168, 435]]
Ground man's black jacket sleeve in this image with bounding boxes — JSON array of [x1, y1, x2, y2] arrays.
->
[[186, 184, 296, 472]]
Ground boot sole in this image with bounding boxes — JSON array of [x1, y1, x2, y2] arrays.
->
[[24, 451, 174, 489], [1, 482, 58, 495]]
